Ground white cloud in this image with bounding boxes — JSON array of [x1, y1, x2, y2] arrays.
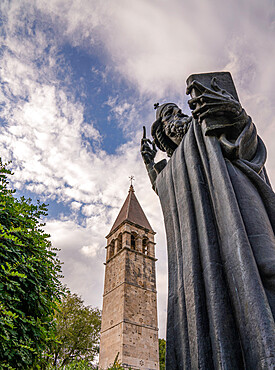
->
[[45, 218, 106, 308], [70, 201, 82, 211], [81, 245, 98, 258]]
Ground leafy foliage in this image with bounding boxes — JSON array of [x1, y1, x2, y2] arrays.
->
[[159, 338, 166, 370], [0, 160, 63, 368], [45, 358, 95, 369], [43, 356, 127, 370], [44, 290, 101, 367]]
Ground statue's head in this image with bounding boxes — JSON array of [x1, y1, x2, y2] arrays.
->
[[152, 103, 190, 157]]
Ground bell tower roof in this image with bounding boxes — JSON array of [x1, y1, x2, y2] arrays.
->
[[108, 185, 154, 235]]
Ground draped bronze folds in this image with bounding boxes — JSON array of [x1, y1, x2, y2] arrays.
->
[[156, 118, 275, 369]]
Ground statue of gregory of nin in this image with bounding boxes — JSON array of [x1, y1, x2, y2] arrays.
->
[[141, 72, 275, 369]]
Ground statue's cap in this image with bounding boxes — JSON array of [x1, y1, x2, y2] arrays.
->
[[154, 102, 178, 120]]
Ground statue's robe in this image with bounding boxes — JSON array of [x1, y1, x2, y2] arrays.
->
[[155, 116, 275, 369]]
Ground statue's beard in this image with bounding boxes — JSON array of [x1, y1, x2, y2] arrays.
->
[[164, 116, 191, 143]]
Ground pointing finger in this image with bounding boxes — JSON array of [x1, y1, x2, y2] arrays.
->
[[143, 126, 147, 139]]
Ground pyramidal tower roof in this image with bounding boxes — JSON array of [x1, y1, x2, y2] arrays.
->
[[108, 185, 153, 235]]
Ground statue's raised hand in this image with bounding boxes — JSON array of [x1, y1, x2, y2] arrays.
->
[[187, 78, 242, 123], [141, 126, 157, 165]]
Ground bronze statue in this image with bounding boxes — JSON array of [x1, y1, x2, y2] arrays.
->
[[141, 72, 275, 369]]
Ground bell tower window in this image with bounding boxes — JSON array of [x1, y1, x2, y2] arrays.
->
[[117, 233, 122, 251], [142, 237, 148, 255], [131, 233, 136, 250], [109, 240, 115, 258]]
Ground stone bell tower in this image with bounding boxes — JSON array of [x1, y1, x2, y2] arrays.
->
[[99, 184, 159, 370]]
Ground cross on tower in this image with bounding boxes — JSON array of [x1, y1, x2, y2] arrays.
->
[[129, 175, 135, 186]]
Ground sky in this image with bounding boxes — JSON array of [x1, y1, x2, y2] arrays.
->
[[1, 0, 275, 339]]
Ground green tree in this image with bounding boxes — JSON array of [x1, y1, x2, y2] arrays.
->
[[159, 338, 166, 370], [45, 290, 101, 367], [0, 160, 63, 368]]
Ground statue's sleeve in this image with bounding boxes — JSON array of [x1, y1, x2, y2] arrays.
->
[[218, 110, 266, 175], [146, 159, 167, 193]]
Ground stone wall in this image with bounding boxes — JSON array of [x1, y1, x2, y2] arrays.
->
[[99, 323, 123, 369], [122, 322, 159, 370]]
